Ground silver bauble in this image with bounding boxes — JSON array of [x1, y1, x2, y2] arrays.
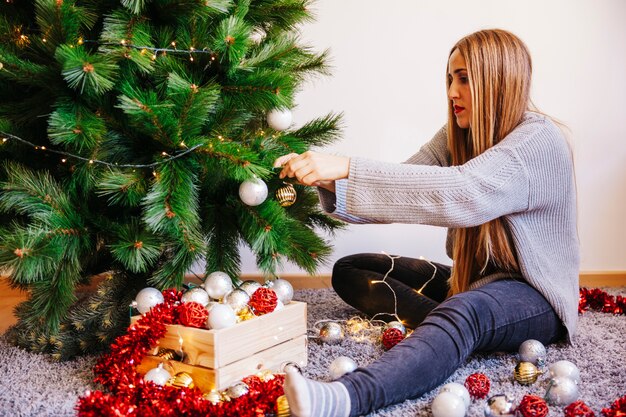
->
[[224, 289, 250, 314], [318, 322, 344, 344], [143, 364, 171, 386], [518, 339, 547, 366], [484, 394, 516, 417], [274, 299, 284, 311], [239, 280, 262, 296], [181, 287, 210, 307], [386, 320, 407, 336], [329, 356, 357, 380], [431, 391, 467, 417], [440, 382, 471, 410], [239, 177, 268, 206], [268, 278, 294, 304], [267, 108, 292, 131], [207, 303, 237, 329], [548, 360, 581, 384], [545, 376, 579, 405], [203, 271, 233, 300], [134, 287, 165, 314], [226, 382, 249, 398]]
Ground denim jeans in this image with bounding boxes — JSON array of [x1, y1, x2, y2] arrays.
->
[[332, 254, 565, 417]]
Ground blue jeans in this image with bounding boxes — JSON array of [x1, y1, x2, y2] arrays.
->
[[332, 254, 565, 417]]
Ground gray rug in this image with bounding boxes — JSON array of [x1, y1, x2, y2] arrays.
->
[[0, 288, 624, 417]]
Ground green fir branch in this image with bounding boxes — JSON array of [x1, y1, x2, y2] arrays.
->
[[96, 169, 147, 207], [55, 45, 119, 96]]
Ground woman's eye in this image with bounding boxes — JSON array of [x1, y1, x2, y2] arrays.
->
[[460, 77, 468, 83]]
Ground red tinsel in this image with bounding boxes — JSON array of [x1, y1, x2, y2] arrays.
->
[[178, 301, 208, 328], [565, 401, 596, 417], [248, 287, 278, 315], [76, 288, 286, 417], [518, 395, 549, 417], [162, 288, 182, 305], [579, 288, 626, 315], [464, 372, 490, 399], [381, 328, 404, 350], [601, 395, 626, 417]]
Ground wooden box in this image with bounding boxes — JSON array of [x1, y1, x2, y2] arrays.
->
[[132, 301, 308, 391]]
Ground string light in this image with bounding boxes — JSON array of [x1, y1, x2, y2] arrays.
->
[[79, 40, 216, 60]]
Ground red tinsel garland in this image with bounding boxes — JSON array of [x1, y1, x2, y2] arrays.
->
[[381, 328, 404, 350], [518, 395, 549, 417], [601, 395, 626, 417], [579, 288, 625, 315], [464, 373, 490, 399], [76, 291, 285, 417]]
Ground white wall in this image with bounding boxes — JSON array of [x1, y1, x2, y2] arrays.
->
[[237, 0, 626, 274]]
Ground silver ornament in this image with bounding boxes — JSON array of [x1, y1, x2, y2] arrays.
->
[[329, 356, 357, 380], [239, 280, 262, 296], [181, 287, 210, 307], [203, 271, 233, 300], [207, 303, 237, 329], [281, 361, 303, 374], [518, 339, 547, 366], [268, 278, 294, 304], [386, 320, 407, 336], [267, 108, 292, 131], [224, 289, 250, 314], [318, 321, 344, 344], [440, 382, 471, 410], [134, 287, 165, 314], [431, 391, 467, 417], [239, 177, 268, 206], [545, 376, 579, 405], [226, 382, 249, 398], [484, 394, 516, 417], [143, 364, 171, 386], [548, 360, 580, 384]]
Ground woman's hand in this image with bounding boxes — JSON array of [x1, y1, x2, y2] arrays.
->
[[273, 151, 350, 187]]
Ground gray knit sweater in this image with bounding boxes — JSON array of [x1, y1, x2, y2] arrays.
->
[[318, 112, 580, 340]]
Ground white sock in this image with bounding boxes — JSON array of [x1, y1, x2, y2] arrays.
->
[[284, 369, 351, 417]]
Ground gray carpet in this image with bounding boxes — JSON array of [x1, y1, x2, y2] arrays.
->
[[0, 288, 624, 417]]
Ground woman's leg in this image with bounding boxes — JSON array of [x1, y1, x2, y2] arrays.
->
[[331, 253, 451, 327], [285, 279, 565, 417]]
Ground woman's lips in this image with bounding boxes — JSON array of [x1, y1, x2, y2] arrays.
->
[[454, 105, 465, 114]]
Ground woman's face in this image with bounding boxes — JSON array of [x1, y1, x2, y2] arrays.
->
[[448, 49, 472, 129]]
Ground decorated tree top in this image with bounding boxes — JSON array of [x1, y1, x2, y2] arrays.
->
[[0, 0, 343, 358]]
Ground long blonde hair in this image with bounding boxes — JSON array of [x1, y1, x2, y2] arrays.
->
[[446, 29, 532, 295]]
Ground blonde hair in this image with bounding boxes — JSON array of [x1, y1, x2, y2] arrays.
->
[[446, 29, 532, 295]]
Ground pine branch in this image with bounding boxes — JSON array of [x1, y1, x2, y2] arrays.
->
[[289, 111, 343, 147]]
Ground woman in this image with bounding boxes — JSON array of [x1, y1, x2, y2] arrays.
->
[[274, 29, 579, 417]]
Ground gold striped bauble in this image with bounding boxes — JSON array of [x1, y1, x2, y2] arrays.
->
[[275, 183, 297, 207], [169, 371, 195, 389], [514, 361, 541, 385], [276, 395, 290, 417]]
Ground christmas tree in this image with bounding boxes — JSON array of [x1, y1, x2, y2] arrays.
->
[[0, 0, 343, 359]]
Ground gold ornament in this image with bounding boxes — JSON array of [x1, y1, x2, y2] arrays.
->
[[203, 389, 222, 404], [156, 347, 181, 361], [276, 395, 291, 417], [169, 371, 195, 389], [237, 305, 256, 322], [275, 183, 297, 207], [514, 361, 541, 385]]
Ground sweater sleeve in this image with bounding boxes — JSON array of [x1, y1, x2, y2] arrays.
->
[[403, 124, 449, 166], [345, 145, 530, 228]]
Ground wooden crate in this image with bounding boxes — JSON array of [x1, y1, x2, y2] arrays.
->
[[132, 300, 308, 391]]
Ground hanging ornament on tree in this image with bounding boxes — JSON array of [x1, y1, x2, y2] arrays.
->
[[464, 373, 491, 399], [484, 394, 517, 417], [381, 327, 404, 350], [548, 360, 581, 384], [518, 339, 547, 366], [143, 363, 172, 386], [239, 177, 268, 206], [178, 301, 209, 328], [517, 395, 548, 417], [431, 391, 467, 417], [564, 400, 595, 417], [203, 271, 233, 299], [318, 321, 344, 344], [514, 361, 541, 385], [248, 287, 278, 315], [544, 376, 579, 406], [275, 183, 297, 207], [239, 280, 263, 296], [267, 108, 293, 131], [180, 287, 210, 307], [440, 383, 471, 410], [207, 303, 237, 329], [133, 287, 165, 314], [266, 278, 294, 304], [329, 356, 358, 380], [224, 289, 250, 314], [249, 27, 266, 44]]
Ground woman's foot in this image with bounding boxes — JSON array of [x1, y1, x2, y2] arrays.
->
[[283, 368, 351, 417]]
